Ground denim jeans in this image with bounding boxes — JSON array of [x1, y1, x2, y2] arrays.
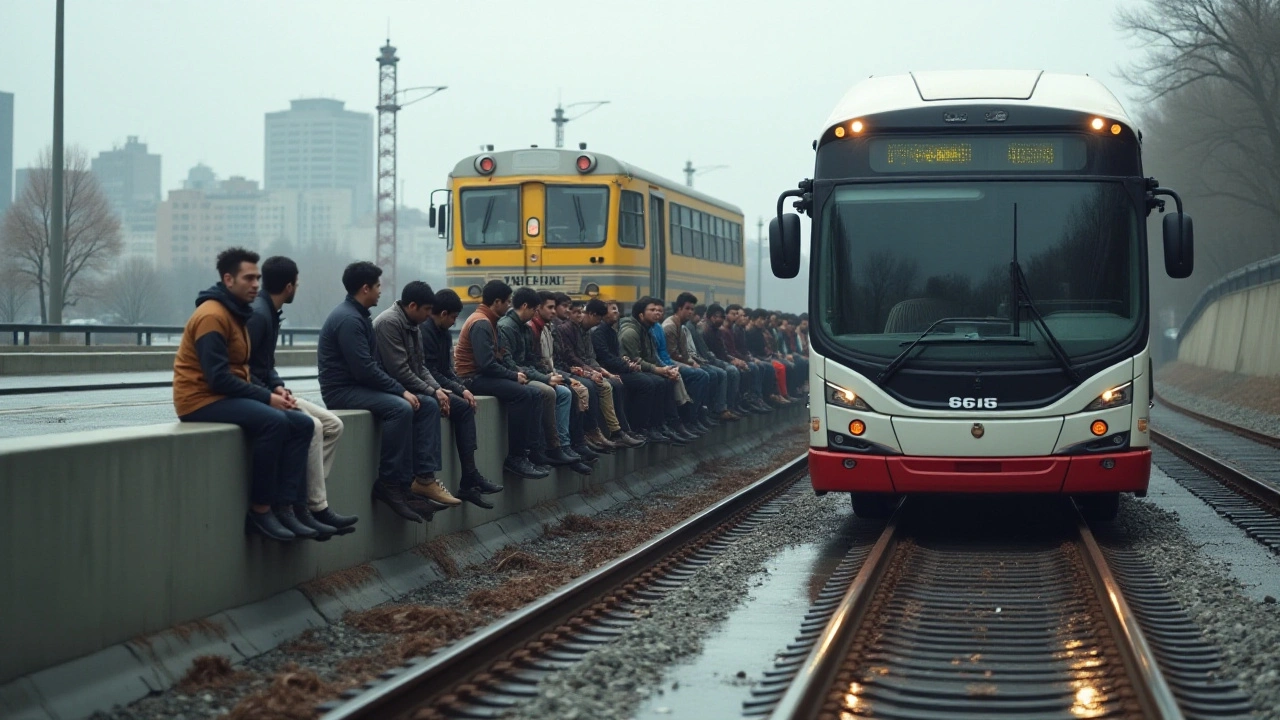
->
[[180, 397, 313, 507], [324, 386, 441, 487]]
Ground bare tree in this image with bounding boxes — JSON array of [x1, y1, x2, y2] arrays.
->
[[99, 257, 164, 324], [0, 258, 34, 323], [1119, 0, 1280, 221], [0, 146, 123, 322]]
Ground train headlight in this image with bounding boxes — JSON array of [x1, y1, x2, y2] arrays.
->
[[585, 283, 600, 297], [826, 382, 872, 411], [467, 284, 483, 299], [1083, 382, 1132, 412]]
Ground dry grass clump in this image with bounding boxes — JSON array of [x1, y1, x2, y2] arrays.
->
[[300, 564, 376, 598], [177, 655, 253, 694], [346, 605, 474, 635], [417, 537, 460, 577], [544, 513, 620, 537], [226, 663, 341, 720], [491, 546, 557, 572]]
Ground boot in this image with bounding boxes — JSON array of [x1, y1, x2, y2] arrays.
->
[[463, 470, 504, 494], [273, 505, 318, 539], [457, 474, 496, 509], [412, 476, 463, 507], [245, 510, 295, 542], [613, 430, 646, 448], [292, 505, 337, 541], [371, 482, 424, 523], [312, 506, 358, 535], [504, 454, 550, 479]]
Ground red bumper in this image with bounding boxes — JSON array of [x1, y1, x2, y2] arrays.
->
[[809, 447, 1151, 494]]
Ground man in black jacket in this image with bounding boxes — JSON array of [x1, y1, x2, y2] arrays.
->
[[412, 286, 505, 508], [590, 300, 681, 444], [247, 256, 358, 538], [319, 261, 442, 523]]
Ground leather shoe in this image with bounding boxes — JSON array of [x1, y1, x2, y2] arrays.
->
[[463, 471, 504, 494], [313, 507, 358, 534], [572, 444, 601, 462], [245, 510, 295, 542], [274, 505, 318, 539], [371, 482, 424, 523], [291, 505, 336, 541], [569, 460, 595, 475], [457, 487, 495, 509], [543, 447, 576, 466], [403, 494, 438, 520], [504, 455, 550, 479]]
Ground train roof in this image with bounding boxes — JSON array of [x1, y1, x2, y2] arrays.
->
[[823, 70, 1134, 134], [449, 148, 743, 216]]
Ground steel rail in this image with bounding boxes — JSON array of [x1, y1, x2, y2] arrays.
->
[[767, 499, 1184, 720], [1149, 429, 1280, 512], [321, 453, 810, 720]]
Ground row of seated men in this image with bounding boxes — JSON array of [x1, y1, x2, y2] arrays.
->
[[172, 247, 809, 543]]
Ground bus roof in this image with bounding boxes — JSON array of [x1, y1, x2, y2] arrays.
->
[[449, 148, 743, 216], [823, 71, 1134, 134]]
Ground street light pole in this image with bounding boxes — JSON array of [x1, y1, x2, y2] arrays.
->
[[49, 0, 65, 325], [756, 216, 764, 308]]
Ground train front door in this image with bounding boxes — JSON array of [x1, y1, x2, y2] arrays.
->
[[649, 193, 666, 301]]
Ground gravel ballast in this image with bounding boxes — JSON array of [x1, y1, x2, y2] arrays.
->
[[1112, 489, 1280, 719], [1157, 363, 1280, 438], [89, 431, 808, 720]]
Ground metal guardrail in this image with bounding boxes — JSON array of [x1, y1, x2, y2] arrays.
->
[[0, 323, 321, 347], [1178, 251, 1280, 346]]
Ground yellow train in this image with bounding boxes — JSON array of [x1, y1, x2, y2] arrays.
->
[[436, 147, 745, 307]]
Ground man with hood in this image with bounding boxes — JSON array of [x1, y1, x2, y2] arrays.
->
[[174, 247, 315, 542]]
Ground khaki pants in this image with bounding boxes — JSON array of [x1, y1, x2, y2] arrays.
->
[[593, 377, 622, 434], [294, 397, 344, 512]]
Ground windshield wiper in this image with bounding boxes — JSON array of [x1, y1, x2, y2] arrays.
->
[[480, 198, 496, 236], [877, 316, 1012, 383], [1009, 203, 1081, 383], [572, 195, 587, 241]]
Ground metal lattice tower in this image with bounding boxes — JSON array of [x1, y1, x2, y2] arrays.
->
[[376, 40, 400, 299], [683, 160, 728, 188], [552, 100, 609, 148]]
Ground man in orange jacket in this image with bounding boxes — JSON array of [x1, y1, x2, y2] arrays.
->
[[173, 247, 316, 543]]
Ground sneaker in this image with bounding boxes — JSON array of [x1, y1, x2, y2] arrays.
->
[[412, 477, 463, 507], [719, 410, 742, 422], [371, 482, 424, 523], [504, 455, 550, 479]]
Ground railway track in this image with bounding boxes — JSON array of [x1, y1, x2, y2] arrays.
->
[[319, 454, 811, 720], [761, 497, 1252, 719], [1152, 393, 1280, 553]]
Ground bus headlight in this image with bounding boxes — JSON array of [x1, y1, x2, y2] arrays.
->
[[826, 382, 872, 411], [1084, 382, 1132, 411]]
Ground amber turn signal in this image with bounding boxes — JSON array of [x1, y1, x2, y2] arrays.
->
[[849, 420, 866, 436], [1090, 420, 1108, 436]]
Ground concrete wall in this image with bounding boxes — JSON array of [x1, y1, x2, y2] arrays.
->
[[0, 348, 315, 375], [0, 399, 802, 684], [1177, 280, 1280, 376]]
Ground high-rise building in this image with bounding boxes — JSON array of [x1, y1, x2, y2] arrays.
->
[[264, 98, 373, 220], [0, 91, 13, 216], [91, 136, 161, 235]]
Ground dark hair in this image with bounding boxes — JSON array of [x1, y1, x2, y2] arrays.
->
[[433, 288, 463, 315], [631, 296, 657, 319], [799, 313, 808, 322], [585, 298, 608, 316], [399, 280, 435, 307], [216, 247, 259, 280], [674, 291, 698, 312], [342, 261, 382, 295], [569, 300, 584, 310], [481, 279, 513, 305], [537, 290, 557, 306], [694, 303, 707, 315], [726, 303, 743, 313], [511, 286, 540, 310], [553, 292, 571, 306], [261, 255, 298, 294], [707, 303, 725, 318], [750, 308, 769, 321]]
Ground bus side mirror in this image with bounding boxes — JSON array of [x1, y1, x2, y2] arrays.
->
[[437, 206, 449, 239], [1162, 212, 1193, 278], [428, 205, 437, 228], [770, 213, 801, 279]]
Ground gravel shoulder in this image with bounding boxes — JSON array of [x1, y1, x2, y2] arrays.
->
[[1113, 473, 1280, 719], [1157, 361, 1280, 438], [90, 430, 808, 720]]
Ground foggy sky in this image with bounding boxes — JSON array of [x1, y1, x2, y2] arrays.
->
[[0, 0, 1147, 311]]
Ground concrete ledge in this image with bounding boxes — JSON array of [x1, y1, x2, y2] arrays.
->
[[0, 348, 316, 375], [0, 398, 804, 690]]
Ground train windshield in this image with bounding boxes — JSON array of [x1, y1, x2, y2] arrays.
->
[[460, 187, 520, 247], [545, 186, 609, 246], [815, 181, 1141, 365]]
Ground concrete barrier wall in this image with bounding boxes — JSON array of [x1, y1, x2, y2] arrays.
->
[[0, 399, 802, 683], [0, 348, 316, 375], [1177, 280, 1280, 376]]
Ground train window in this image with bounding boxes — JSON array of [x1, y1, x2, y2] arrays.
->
[[460, 187, 521, 248], [691, 212, 703, 258], [545, 186, 609, 246], [620, 190, 646, 248], [680, 205, 693, 256]]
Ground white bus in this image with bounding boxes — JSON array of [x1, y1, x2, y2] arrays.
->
[[770, 70, 1194, 520]]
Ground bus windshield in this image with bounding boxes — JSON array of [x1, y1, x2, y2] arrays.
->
[[461, 187, 520, 247], [815, 181, 1140, 365]]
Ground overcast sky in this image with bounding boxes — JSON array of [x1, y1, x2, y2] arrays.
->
[[1, 0, 1149, 309]]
